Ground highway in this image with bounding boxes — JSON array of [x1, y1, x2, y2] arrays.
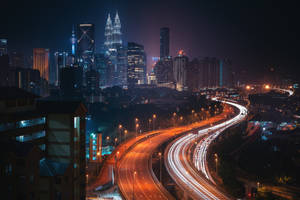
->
[[116, 106, 232, 200], [165, 99, 247, 200]]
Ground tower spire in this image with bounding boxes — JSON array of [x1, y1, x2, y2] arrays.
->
[[104, 13, 113, 51], [71, 25, 76, 55], [112, 11, 122, 48]]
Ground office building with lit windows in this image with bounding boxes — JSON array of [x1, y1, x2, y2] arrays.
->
[[0, 87, 87, 200], [173, 50, 188, 91], [76, 23, 95, 73], [104, 12, 127, 86], [127, 42, 147, 86], [33, 48, 50, 82]]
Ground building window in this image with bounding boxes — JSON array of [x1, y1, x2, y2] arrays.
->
[[0, 117, 45, 132], [16, 130, 46, 142], [39, 144, 46, 151], [74, 117, 80, 129], [17, 117, 46, 128]]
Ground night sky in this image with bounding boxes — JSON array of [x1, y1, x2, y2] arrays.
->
[[1, 0, 300, 78]]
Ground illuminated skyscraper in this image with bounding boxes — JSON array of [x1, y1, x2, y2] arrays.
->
[[127, 42, 147, 85], [53, 51, 72, 86], [71, 26, 76, 55], [33, 48, 50, 81], [76, 23, 95, 71], [112, 12, 122, 49], [104, 12, 126, 86], [173, 50, 188, 91], [104, 14, 113, 51], [160, 27, 170, 59], [104, 12, 123, 52]]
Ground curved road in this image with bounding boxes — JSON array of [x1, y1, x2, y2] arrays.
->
[[117, 107, 232, 200], [165, 100, 247, 200]]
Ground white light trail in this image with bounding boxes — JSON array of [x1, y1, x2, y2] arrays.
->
[[165, 99, 248, 200]]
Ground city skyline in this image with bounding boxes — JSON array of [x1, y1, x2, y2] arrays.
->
[[1, 0, 300, 79]]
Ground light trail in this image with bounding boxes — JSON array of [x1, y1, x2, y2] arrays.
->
[[165, 99, 248, 200], [273, 88, 294, 96]]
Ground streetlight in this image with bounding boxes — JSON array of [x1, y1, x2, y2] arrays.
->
[[135, 123, 139, 138], [133, 171, 137, 200], [97, 151, 101, 173], [106, 136, 110, 145], [172, 113, 177, 126], [153, 114, 156, 130], [116, 151, 120, 161], [114, 137, 118, 146], [158, 152, 162, 183], [124, 129, 128, 141], [214, 153, 218, 175], [148, 119, 152, 131], [118, 124, 122, 142], [264, 84, 270, 90], [180, 116, 183, 124]]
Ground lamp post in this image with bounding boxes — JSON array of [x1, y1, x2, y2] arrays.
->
[[96, 151, 101, 173], [133, 171, 137, 200], [116, 151, 119, 161], [114, 137, 118, 147], [158, 152, 162, 183], [135, 123, 139, 138], [148, 119, 152, 131], [118, 124, 122, 142], [214, 153, 218, 175], [153, 114, 156, 130], [124, 129, 128, 141], [173, 112, 176, 126]]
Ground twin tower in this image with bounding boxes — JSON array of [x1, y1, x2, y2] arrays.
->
[[104, 12, 122, 51]]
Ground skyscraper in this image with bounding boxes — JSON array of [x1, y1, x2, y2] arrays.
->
[[104, 14, 113, 51], [33, 48, 50, 81], [173, 50, 188, 91], [60, 65, 83, 97], [94, 53, 109, 87], [0, 39, 8, 56], [104, 12, 126, 86], [160, 27, 170, 59], [112, 12, 122, 49], [154, 57, 173, 84], [53, 51, 70, 86], [76, 23, 95, 71], [104, 12, 123, 53], [127, 42, 147, 85], [71, 26, 76, 55], [10, 51, 25, 68]]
